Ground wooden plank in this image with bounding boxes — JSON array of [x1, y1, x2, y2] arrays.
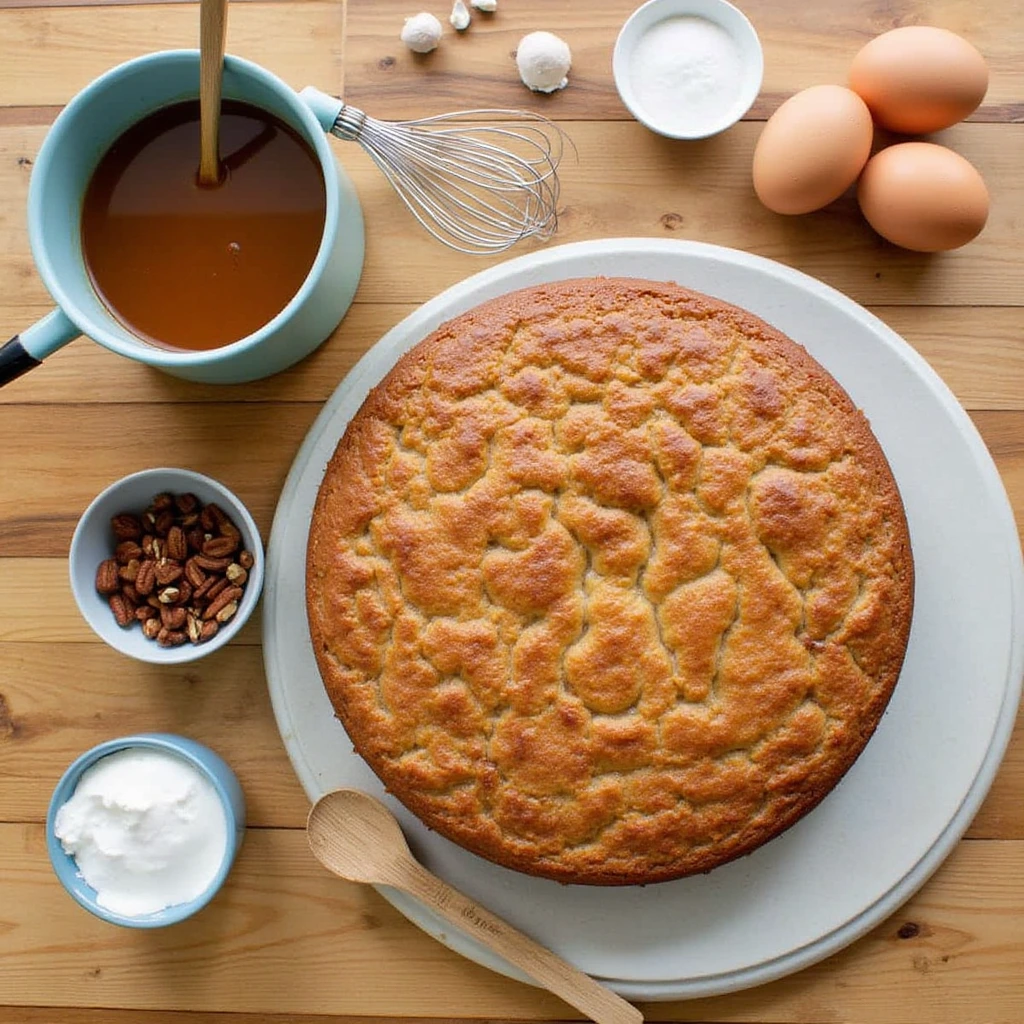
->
[[2, 0, 1014, 120], [0, 402, 320, 559], [0, 0, 305, 7], [2, 304, 1022, 413], [0, 106, 57, 126], [0, 406, 1019, 559], [0, 824, 1020, 1022], [0, 3, 344, 107], [0, 1014, 557, 1024], [0, 640, 1018, 839], [340, 0, 1023, 122], [1, 120, 1021, 311], [0, 643, 307, 827], [0, 823, 569, 1020]]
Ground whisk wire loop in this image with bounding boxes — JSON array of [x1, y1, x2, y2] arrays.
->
[[331, 104, 569, 256]]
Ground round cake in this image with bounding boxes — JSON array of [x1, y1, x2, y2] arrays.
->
[[306, 278, 914, 885]]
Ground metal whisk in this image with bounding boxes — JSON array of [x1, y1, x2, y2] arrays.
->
[[329, 103, 568, 256]]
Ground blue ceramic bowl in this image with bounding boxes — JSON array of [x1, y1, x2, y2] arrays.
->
[[69, 467, 265, 665], [47, 733, 246, 928]]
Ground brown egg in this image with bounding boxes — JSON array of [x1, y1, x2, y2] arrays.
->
[[857, 142, 989, 251], [849, 26, 988, 134], [752, 85, 874, 215]]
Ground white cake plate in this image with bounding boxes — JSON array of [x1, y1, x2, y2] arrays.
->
[[263, 239, 1023, 1001]]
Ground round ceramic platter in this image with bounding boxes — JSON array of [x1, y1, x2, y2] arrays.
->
[[263, 238, 1023, 1001]]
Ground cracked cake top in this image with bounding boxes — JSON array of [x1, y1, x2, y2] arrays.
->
[[306, 277, 914, 885]]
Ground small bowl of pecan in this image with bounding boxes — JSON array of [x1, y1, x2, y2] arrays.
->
[[69, 468, 264, 663]]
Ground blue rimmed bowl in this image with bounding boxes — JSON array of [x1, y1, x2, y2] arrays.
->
[[47, 733, 246, 928], [69, 467, 265, 664]]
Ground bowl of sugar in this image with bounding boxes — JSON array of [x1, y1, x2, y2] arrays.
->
[[47, 734, 245, 927], [612, 0, 763, 139]]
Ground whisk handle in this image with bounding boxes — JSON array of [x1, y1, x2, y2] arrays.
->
[[298, 87, 345, 134]]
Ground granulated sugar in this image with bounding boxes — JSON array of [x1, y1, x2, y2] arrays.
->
[[629, 16, 744, 136]]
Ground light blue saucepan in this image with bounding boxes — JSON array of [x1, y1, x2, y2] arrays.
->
[[0, 50, 364, 387]]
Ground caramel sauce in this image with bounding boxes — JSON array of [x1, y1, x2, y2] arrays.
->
[[81, 100, 326, 351]]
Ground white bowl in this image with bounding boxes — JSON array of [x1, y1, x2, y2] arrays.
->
[[612, 0, 764, 140], [69, 468, 264, 664]]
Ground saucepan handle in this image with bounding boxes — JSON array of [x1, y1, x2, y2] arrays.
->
[[0, 309, 80, 388], [298, 86, 344, 135], [0, 335, 40, 387]]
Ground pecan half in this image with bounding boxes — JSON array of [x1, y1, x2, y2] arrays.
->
[[111, 514, 142, 541], [118, 559, 141, 583], [202, 535, 238, 559], [95, 559, 120, 595], [115, 541, 143, 565], [155, 561, 183, 586], [135, 560, 157, 596], [194, 553, 231, 572], [203, 585, 243, 621], [225, 563, 247, 586], [215, 600, 239, 624], [166, 526, 188, 561], [160, 605, 187, 630], [174, 492, 200, 515], [203, 577, 229, 604], [154, 510, 175, 536], [185, 559, 207, 589], [108, 593, 134, 628], [217, 518, 242, 544], [157, 627, 187, 647]]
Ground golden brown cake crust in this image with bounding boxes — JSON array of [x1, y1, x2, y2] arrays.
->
[[307, 278, 914, 885]]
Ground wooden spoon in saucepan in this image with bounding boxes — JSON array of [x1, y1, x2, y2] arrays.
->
[[307, 789, 643, 1024], [198, 0, 229, 185]]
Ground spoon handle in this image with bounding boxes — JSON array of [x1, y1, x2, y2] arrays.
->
[[400, 860, 643, 1024], [199, 0, 228, 184]]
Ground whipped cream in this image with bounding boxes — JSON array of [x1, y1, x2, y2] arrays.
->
[[54, 746, 229, 917]]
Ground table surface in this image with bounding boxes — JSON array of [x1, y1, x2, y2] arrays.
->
[[1, 1, 1022, 1022]]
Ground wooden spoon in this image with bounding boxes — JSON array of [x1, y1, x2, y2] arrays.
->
[[307, 789, 643, 1024], [198, 0, 229, 185]]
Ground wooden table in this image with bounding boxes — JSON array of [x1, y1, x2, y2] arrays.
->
[[1, 1, 1021, 1021]]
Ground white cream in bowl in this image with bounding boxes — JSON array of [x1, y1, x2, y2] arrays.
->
[[54, 746, 229, 917]]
